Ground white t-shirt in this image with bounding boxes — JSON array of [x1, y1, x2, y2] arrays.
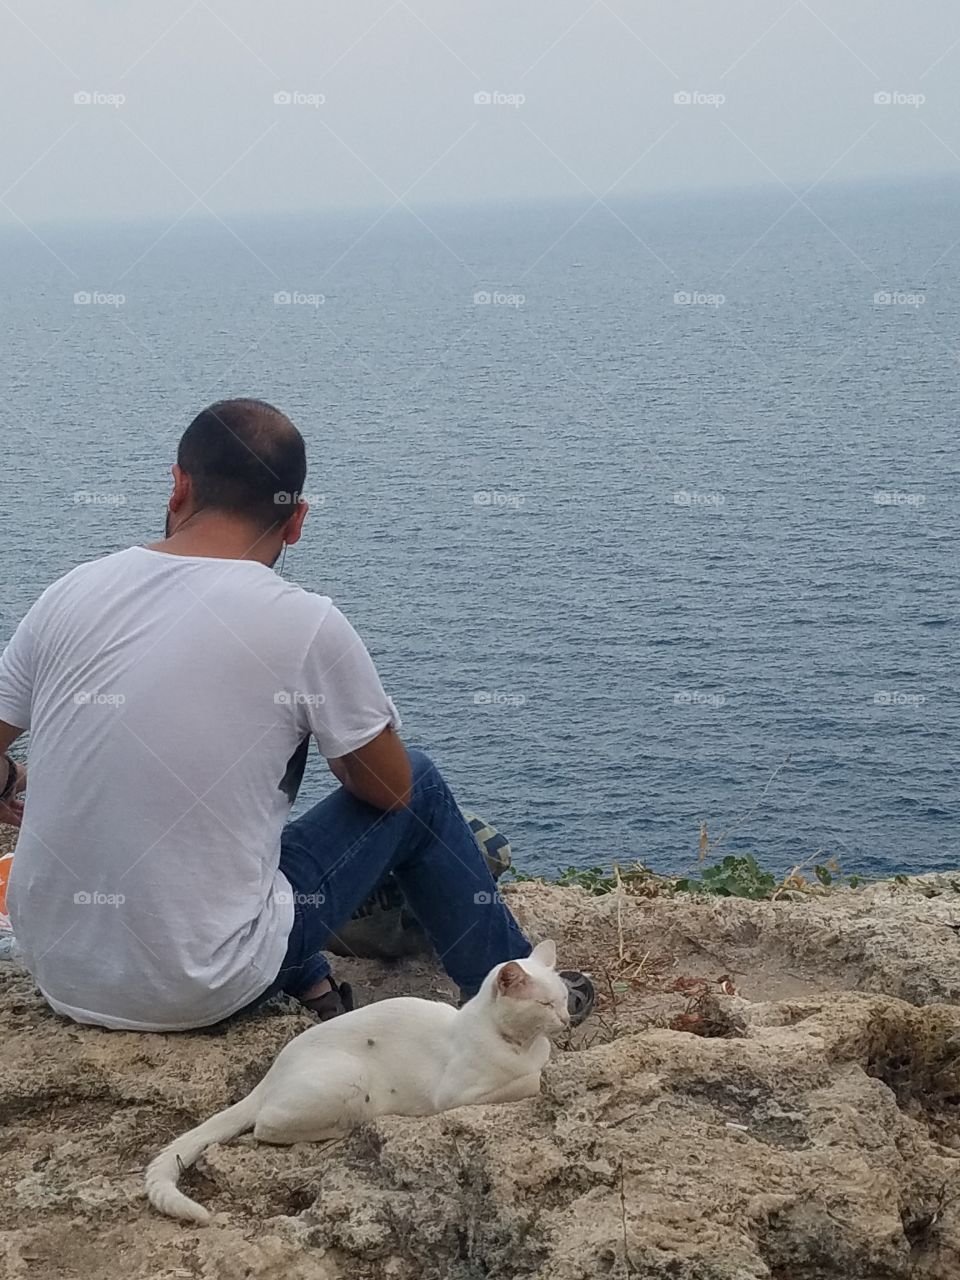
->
[[0, 547, 400, 1031]]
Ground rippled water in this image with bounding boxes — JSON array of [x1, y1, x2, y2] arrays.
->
[[2, 179, 958, 876]]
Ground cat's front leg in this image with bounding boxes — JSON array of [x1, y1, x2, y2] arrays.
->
[[475, 1072, 542, 1105], [437, 1071, 543, 1110], [528, 1034, 551, 1073]]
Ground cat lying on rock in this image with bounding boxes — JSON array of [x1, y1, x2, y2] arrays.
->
[[146, 940, 569, 1224]]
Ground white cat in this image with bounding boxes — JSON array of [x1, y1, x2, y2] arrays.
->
[[146, 940, 568, 1224]]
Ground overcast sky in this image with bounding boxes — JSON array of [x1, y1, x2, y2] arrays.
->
[[1, 0, 959, 227]]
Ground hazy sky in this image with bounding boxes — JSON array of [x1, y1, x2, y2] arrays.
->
[[1, 0, 959, 226]]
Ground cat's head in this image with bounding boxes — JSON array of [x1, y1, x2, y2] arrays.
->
[[487, 940, 571, 1040]]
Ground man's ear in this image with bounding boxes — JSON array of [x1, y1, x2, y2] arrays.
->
[[169, 464, 191, 514], [283, 500, 309, 547]]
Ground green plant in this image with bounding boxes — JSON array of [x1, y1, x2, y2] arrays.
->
[[503, 853, 869, 902], [555, 865, 619, 895], [673, 854, 776, 900]]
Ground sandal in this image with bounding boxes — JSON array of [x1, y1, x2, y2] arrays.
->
[[302, 977, 355, 1022], [559, 970, 595, 1027]]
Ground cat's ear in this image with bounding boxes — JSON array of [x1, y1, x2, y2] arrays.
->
[[531, 939, 557, 969], [496, 961, 529, 995]]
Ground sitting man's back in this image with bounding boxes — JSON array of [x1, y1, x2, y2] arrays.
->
[[0, 398, 567, 1034], [5, 542, 394, 1028]]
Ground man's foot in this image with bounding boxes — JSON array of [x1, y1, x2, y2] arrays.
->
[[559, 970, 595, 1027], [302, 977, 355, 1022]]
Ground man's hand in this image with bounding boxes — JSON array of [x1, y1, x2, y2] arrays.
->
[[327, 726, 412, 812], [0, 760, 26, 829]]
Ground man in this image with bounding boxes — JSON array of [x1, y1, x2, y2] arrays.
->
[[0, 399, 593, 1031]]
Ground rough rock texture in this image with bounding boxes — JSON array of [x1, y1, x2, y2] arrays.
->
[[2, 873, 959, 1279]]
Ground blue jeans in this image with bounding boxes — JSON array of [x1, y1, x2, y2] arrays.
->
[[262, 749, 531, 1001]]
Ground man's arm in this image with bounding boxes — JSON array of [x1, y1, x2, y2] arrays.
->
[[327, 725, 413, 812], [0, 720, 22, 755], [0, 718, 26, 828]]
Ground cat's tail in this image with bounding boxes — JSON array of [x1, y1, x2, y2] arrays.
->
[[145, 1091, 260, 1225]]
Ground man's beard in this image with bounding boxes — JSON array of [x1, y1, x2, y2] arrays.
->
[[164, 510, 172, 538]]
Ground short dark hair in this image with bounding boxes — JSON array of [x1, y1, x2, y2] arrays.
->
[[177, 399, 307, 530]]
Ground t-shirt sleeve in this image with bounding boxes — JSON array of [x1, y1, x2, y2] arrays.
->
[[0, 608, 39, 730], [301, 605, 401, 759]]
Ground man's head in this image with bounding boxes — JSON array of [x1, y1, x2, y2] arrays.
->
[[167, 399, 309, 561]]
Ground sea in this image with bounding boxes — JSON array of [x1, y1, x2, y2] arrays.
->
[[2, 178, 958, 879]]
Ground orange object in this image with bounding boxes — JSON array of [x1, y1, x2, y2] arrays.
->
[[0, 851, 13, 918]]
